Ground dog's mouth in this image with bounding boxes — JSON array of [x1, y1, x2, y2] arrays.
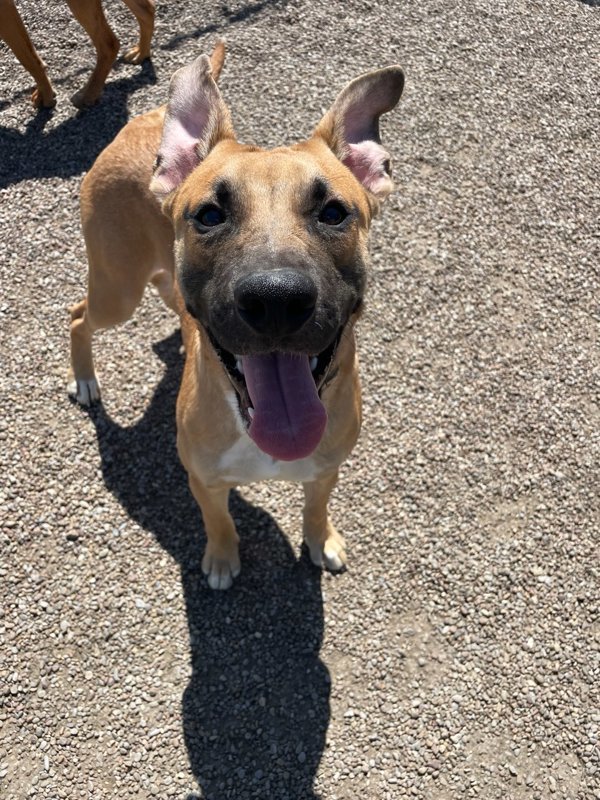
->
[[206, 329, 342, 461]]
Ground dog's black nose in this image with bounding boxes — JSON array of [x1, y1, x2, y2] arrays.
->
[[234, 269, 317, 337]]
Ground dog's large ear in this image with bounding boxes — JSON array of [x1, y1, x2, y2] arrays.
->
[[313, 66, 404, 200], [150, 51, 234, 200]]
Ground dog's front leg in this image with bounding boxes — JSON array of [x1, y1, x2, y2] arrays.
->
[[188, 476, 240, 590], [303, 472, 347, 572]]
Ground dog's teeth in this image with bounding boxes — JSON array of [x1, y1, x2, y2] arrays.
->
[[236, 358, 244, 375], [310, 356, 318, 372], [248, 407, 255, 419]]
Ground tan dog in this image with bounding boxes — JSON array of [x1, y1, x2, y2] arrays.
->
[[69, 43, 404, 589], [0, 0, 154, 108]]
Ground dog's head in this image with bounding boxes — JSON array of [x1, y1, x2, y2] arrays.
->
[[151, 48, 404, 461]]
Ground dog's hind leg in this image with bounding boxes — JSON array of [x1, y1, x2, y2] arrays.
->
[[303, 471, 347, 572], [65, 0, 119, 108], [69, 252, 149, 406], [0, 0, 56, 108], [150, 269, 179, 314], [121, 0, 155, 64], [68, 298, 100, 405]]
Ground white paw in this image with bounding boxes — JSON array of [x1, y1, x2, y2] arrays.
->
[[67, 377, 101, 406], [202, 549, 241, 591], [306, 528, 347, 572], [323, 542, 347, 571]]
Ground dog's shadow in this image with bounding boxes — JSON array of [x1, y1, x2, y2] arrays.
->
[[0, 60, 156, 189], [82, 330, 329, 800]]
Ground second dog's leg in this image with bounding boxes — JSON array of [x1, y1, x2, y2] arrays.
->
[[121, 0, 155, 64], [0, 0, 56, 107], [65, 0, 119, 108], [188, 476, 240, 591], [303, 472, 347, 571]]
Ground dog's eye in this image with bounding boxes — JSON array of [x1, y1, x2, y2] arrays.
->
[[196, 205, 225, 228], [318, 201, 348, 226]]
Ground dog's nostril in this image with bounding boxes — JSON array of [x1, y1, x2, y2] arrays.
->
[[238, 294, 266, 319], [237, 295, 269, 332], [234, 269, 317, 336], [287, 294, 315, 326]]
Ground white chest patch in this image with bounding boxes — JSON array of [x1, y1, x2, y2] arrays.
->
[[217, 434, 320, 485]]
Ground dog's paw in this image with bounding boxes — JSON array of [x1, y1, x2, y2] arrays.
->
[[70, 88, 101, 110], [31, 87, 56, 109], [202, 546, 241, 591], [123, 45, 151, 65], [67, 377, 101, 406], [306, 525, 347, 572]]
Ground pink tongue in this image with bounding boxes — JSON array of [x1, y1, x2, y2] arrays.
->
[[242, 353, 327, 461]]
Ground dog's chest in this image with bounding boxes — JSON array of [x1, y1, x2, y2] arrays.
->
[[216, 435, 320, 484]]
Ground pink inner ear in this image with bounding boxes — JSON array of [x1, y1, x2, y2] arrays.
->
[[342, 141, 393, 197], [152, 120, 200, 198], [150, 59, 216, 199]]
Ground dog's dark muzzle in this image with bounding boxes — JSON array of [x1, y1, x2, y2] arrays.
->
[[186, 262, 355, 461]]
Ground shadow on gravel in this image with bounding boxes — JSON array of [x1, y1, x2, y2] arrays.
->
[[1, 0, 289, 189], [80, 330, 328, 799], [0, 60, 156, 189], [161, 0, 289, 51]]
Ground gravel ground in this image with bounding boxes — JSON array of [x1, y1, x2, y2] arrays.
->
[[1, 1, 599, 798]]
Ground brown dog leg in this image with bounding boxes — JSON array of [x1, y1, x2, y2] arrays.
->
[[0, 0, 56, 108], [188, 476, 240, 590], [68, 249, 149, 404], [121, 0, 155, 64], [303, 472, 347, 571], [65, 0, 119, 108], [68, 298, 101, 405], [150, 269, 179, 313]]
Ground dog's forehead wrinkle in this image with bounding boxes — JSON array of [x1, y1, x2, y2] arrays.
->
[[203, 147, 358, 216]]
